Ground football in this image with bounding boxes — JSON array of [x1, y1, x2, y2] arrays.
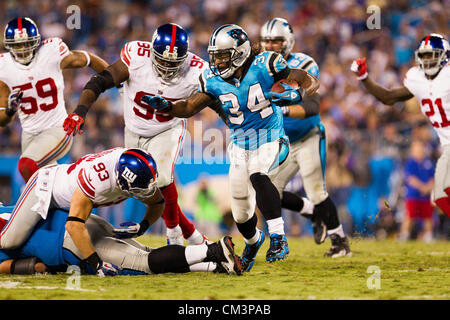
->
[[271, 79, 299, 93]]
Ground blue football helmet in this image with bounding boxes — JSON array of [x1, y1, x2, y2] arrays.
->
[[151, 23, 189, 80], [115, 149, 158, 200], [415, 33, 450, 76], [208, 24, 251, 79], [3, 17, 41, 65]]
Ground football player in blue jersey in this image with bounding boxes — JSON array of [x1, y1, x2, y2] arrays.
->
[[260, 18, 351, 257], [142, 24, 319, 270]]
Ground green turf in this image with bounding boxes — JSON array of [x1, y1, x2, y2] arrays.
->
[[0, 235, 449, 300]]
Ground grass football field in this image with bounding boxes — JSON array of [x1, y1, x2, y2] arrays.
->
[[0, 235, 448, 300]]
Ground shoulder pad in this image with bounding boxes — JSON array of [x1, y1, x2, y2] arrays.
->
[[41, 37, 70, 59], [120, 40, 151, 69]]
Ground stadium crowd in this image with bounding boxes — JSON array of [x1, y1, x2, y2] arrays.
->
[[0, 0, 449, 240]]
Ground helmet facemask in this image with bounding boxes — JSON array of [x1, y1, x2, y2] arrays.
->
[[151, 46, 187, 81], [208, 48, 243, 79], [415, 49, 446, 76], [115, 167, 158, 201], [260, 36, 288, 56], [4, 34, 40, 65]]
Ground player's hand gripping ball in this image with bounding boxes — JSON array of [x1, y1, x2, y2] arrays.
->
[[268, 80, 305, 106]]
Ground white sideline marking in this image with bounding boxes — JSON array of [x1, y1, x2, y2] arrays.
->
[[0, 280, 94, 292]]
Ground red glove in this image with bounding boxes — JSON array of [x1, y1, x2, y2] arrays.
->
[[63, 113, 85, 136], [350, 57, 368, 80]]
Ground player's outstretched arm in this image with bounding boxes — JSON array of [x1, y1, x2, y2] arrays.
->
[[142, 91, 215, 118], [60, 50, 109, 73], [351, 57, 413, 105], [360, 77, 413, 105], [64, 59, 130, 136]]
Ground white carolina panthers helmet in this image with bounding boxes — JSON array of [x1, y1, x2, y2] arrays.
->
[[260, 17, 294, 56], [208, 24, 251, 79]]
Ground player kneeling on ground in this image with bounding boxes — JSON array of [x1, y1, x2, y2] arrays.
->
[[0, 148, 242, 276]]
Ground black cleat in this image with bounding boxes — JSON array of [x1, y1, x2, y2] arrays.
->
[[324, 234, 352, 258], [207, 236, 243, 275], [312, 220, 327, 245]]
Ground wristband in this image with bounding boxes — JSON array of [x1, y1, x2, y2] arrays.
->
[[138, 220, 150, 236], [85, 252, 102, 271], [281, 106, 290, 116], [357, 72, 368, 81], [5, 107, 17, 117], [73, 104, 89, 119], [80, 50, 91, 67]]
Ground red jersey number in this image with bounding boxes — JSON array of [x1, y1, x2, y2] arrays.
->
[[12, 77, 58, 114], [190, 55, 204, 68], [133, 91, 174, 122], [421, 98, 450, 128]]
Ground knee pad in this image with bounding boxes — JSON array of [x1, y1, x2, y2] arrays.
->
[[18, 157, 38, 183]]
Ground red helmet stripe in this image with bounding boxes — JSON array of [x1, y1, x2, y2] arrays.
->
[[169, 24, 177, 53], [17, 17, 23, 34], [424, 35, 431, 46], [124, 150, 156, 178]]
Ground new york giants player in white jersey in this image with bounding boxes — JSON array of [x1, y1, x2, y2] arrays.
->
[[0, 148, 242, 276], [142, 24, 319, 271], [260, 18, 351, 258], [351, 33, 450, 218], [0, 17, 108, 182], [64, 23, 209, 246]]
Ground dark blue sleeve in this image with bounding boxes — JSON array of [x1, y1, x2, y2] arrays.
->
[[404, 159, 415, 177]]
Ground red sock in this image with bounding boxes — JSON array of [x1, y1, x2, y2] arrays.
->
[[160, 182, 180, 229], [18, 157, 38, 183], [178, 206, 195, 239], [435, 197, 450, 218]]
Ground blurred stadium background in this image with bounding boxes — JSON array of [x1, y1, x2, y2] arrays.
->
[[0, 0, 449, 241]]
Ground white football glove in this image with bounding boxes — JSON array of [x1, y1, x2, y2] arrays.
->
[[97, 262, 120, 277]]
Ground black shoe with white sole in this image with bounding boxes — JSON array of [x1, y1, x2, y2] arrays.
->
[[207, 236, 243, 275], [313, 220, 327, 245], [324, 234, 352, 258]]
